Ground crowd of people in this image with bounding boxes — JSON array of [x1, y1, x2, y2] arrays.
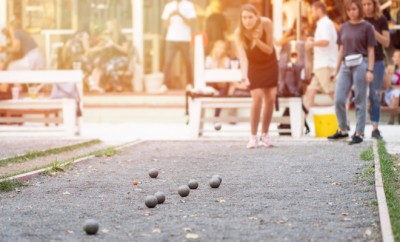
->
[[0, 0, 399, 147]]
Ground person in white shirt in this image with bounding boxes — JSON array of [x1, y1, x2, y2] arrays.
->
[[161, 0, 196, 90], [304, 1, 338, 109]]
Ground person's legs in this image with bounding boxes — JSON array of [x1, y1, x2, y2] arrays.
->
[[247, 88, 263, 148], [369, 60, 385, 138], [334, 64, 353, 132], [260, 87, 277, 147], [163, 41, 179, 88], [352, 60, 368, 138], [179, 42, 193, 86], [250, 89, 264, 135], [319, 67, 336, 103], [304, 70, 322, 110], [261, 87, 277, 134]]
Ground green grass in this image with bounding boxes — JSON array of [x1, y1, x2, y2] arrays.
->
[[377, 140, 400, 240], [360, 147, 374, 161], [0, 179, 27, 192], [0, 139, 102, 167], [0, 145, 119, 180], [92, 147, 117, 157]]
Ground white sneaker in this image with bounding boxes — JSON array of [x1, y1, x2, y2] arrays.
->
[[260, 135, 274, 147], [246, 136, 257, 149]]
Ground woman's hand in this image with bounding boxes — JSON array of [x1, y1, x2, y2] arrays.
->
[[240, 77, 250, 88], [365, 71, 374, 83], [330, 71, 337, 81]]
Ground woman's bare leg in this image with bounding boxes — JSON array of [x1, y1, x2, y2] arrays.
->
[[261, 87, 277, 135], [250, 89, 264, 136]]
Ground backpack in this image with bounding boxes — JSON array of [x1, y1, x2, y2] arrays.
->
[[277, 61, 304, 97], [277, 40, 306, 97]]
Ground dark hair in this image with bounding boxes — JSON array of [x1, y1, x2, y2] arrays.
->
[[343, 0, 364, 21], [312, 1, 327, 14]]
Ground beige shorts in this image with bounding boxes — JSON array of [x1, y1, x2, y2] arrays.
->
[[307, 67, 336, 94]]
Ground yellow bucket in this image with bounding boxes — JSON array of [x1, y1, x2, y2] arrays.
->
[[313, 114, 339, 137]]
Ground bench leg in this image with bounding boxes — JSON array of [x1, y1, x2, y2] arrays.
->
[[62, 99, 77, 136], [189, 99, 202, 138], [288, 98, 303, 138]]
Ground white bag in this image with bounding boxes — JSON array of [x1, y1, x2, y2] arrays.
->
[[344, 54, 363, 67]]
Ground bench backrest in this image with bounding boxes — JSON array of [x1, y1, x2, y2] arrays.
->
[[193, 35, 241, 90], [0, 70, 83, 84]]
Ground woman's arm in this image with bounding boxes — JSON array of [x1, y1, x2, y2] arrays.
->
[[234, 29, 249, 84], [254, 18, 274, 54], [374, 29, 390, 48], [383, 65, 393, 89], [366, 46, 375, 83], [333, 45, 343, 77]]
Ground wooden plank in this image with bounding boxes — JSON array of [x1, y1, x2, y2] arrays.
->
[[381, 107, 400, 114], [202, 116, 291, 124], [0, 117, 63, 123], [204, 69, 242, 83], [0, 126, 65, 132], [0, 70, 83, 83], [0, 99, 67, 110]]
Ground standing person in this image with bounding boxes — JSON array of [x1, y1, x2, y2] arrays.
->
[[234, 4, 278, 149], [161, 0, 196, 91], [328, 0, 376, 145], [362, 0, 390, 139], [304, 1, 338, 110]]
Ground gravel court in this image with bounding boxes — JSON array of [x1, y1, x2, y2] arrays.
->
[[0, 140, 380, 242]]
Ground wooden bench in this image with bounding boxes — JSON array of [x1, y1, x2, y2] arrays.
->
[[0, 70, 83, 136], [188, 35, 304, 138]]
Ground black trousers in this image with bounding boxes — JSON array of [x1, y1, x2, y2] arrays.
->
[[163, 41, 193, 88]]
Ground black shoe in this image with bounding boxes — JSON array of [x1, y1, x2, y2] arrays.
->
[[371, 129, 383, 140], [351, 132, 365, 139], [349, 135, 363, 145], [327, 130, 349, 140]]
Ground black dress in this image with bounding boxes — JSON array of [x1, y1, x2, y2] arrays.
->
[[244, 30, 278, 90]]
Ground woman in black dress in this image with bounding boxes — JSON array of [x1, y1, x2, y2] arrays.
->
[[234, 4, 278, 148]]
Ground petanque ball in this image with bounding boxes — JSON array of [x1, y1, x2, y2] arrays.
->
[[209, 177, 221, 188], [212, 174, 222, 183], [148, 169, 158, 178], [83, 219, 99, 235], [178, 185, 190, 197], [154, 192, 166, 204], [188, 179, 199, 189], [145, 195, 158, 208], [214, 122, 222, 131]]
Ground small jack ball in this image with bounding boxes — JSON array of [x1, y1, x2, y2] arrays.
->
[[214, 123, 222, 131], [212, 174, 222, 183], [145, 195, 158, 208], [188, 179, 199, 189], [178, 185, 190, 197], [209, 177, 221, 188], [83, 219, 99, 235], [148, 169, 158, 178], [154, 192, 166, 204]]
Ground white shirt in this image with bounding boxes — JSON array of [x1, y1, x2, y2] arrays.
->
[[162, 0, 196, 42], [313, 16, 338, 70]]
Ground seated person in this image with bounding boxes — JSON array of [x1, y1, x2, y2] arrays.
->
[[3, 18, 44, 71], [205, 40, 231, 117], [88, 19, 130, 92], [384, 50, 400, 124]]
